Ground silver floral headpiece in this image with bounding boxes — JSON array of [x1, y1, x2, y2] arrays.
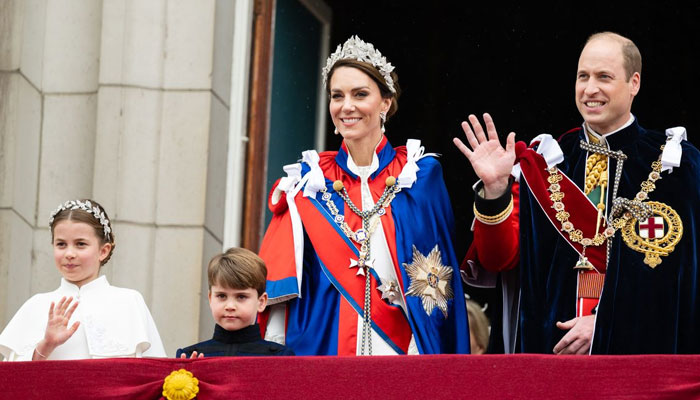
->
[[49, 200, 112, 241], [322, 35, 396, 94]]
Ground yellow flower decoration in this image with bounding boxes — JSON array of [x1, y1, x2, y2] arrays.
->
[[163, 369, 199, 400]]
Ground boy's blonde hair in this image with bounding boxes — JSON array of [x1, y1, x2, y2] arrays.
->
[[208, 247, 267, 295], [466, 299, 490, 353]]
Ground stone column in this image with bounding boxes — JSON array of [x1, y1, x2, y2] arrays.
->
[[0, 0, 24, 326], [0, 0, 102, 326], [94, 0, 215, 355]]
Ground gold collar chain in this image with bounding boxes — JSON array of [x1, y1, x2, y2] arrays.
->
[[547, 145, 664, 269]]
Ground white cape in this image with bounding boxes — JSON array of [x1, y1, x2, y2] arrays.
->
[[0, 276, 166, 361]]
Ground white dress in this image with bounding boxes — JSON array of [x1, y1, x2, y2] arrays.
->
[[0, 276, 166, 361]]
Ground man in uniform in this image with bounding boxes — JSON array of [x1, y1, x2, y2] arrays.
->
[[454, 32, 700, 354]]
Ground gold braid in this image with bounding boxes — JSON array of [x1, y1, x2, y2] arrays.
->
[[473, 195, 514, 225], [584, 153, 608, 194], [584, 132, 609, 195]]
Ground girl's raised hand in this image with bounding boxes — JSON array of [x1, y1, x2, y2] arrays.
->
[[44, 296, 80, 348]]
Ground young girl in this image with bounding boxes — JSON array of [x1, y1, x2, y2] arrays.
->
[[0, 199, 166, 360]]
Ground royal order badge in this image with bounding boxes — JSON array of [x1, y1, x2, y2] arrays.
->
[[621, 201, 683, 268], [404, 245, 454, 318]]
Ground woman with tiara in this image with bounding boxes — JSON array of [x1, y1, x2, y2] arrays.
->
[[259, 36, 470, 355]]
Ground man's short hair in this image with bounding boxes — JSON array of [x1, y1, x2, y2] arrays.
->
[[585, 31, 642, 81], [208, 247, 267, 295]]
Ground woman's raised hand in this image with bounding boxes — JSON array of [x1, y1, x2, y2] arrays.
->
[[453, 113, 516, 199]]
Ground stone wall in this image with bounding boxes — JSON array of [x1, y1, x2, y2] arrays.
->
[[0, 0, 248, 356]]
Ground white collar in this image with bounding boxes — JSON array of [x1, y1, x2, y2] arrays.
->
[[59, 275, 109, 295], [586, 114, 635, 139]]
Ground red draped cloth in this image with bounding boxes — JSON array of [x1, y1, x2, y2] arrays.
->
[[2, 355, 700, 399]]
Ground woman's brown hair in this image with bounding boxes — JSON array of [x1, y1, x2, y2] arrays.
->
[[326, 59, 401, 120]]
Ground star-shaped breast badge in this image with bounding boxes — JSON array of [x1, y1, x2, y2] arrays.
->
[[404, 245, 454, 318]]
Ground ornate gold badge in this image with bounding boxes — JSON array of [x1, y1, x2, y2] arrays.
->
[[621, 201, 683, 268], [404, 245, 454, 318]]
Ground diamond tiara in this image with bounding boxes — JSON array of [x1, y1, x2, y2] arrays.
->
[[49, 199, 112, 241], [322, 35, 396, 94]]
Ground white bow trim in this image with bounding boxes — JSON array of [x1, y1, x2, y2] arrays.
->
[[271, 163, 302, 205], [278, 163, 302, 191], [511, 133, 563, 182], [397, 139, 438, 188], [532, 134, 564, 168], [661, 126, 686, 173], [302, 150, 326, 198], [511, 164, 522, 182]]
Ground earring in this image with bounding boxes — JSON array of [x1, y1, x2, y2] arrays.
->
[[334, 127, 339, 135], [379, 111, 387, 133]]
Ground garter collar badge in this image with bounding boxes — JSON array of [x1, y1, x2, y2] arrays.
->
[[404, 245, 454, 318], [620, 201, 683, 268], [607, 145, 684, 268]]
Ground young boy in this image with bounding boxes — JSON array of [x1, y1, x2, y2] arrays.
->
[[176, 247, 294, 357]]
